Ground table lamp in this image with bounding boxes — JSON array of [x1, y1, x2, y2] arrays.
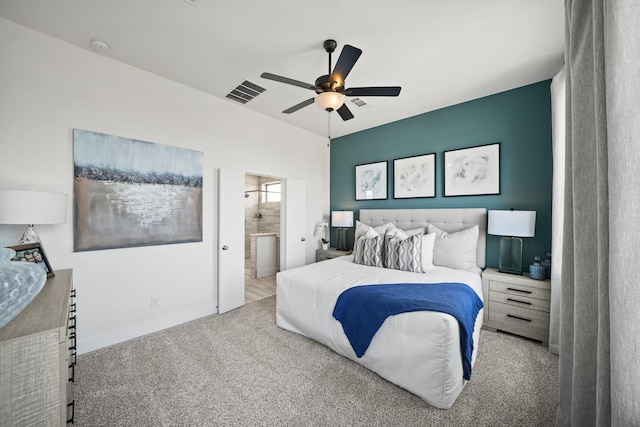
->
[[0, 189, 68, 244], [487, 209, 536, 275], [331, 211, 353, 251]]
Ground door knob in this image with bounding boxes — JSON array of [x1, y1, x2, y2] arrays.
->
[[301, 238, 306, 242], [222, 245, 229, 250]]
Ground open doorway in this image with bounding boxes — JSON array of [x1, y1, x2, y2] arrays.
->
[[244, 173, 280, 302]]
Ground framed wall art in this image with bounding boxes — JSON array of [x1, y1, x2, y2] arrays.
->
[[444, 142, 500, 197], [393, 153, 436, 199], [73, 129, 203, 251], [8, 242, 54, 278], [355, 161, 388, 200]]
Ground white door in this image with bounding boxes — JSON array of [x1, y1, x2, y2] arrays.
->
[[283, 178, 306, 270], [217, 168, 245, 314]]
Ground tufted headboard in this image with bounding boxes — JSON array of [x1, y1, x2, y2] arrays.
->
[[358, 208, 487, 269]]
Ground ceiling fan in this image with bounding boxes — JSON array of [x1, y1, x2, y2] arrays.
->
[[261, 39, 401, 121]]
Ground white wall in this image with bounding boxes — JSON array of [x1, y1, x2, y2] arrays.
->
[[0, 18, 329, 354]]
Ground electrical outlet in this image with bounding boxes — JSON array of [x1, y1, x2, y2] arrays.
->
[[151, 297, 159, 308]]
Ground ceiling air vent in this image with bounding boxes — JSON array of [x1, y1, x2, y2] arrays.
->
[[350, 97, 368, 108], [225, 80, 266, 104]]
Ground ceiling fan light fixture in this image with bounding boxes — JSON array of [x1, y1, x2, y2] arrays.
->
[[315, 91, 345, 111]]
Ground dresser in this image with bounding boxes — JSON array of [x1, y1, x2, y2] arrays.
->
[[0, 269, 76, 426], [316, 247, 352, 262], [481, 267, 550, 346]]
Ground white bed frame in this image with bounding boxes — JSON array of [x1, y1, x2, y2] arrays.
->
[[276, 207, 487, 409]]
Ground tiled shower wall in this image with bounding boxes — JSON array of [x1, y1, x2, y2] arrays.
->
[[244, 174, 281, 260]]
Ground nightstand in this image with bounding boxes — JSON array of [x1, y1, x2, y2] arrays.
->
[[481, 267, 551, 346], [316, 247, 352, 262]]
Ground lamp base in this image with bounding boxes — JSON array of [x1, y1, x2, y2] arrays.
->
[[18, 225, 41, 244], [498, 236, 524, 275], [336, 227, 349, 251]]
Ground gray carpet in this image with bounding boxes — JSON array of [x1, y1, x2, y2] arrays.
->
[[74, 296, 558, 426]]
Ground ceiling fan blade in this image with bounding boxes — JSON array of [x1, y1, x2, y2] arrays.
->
[[336, 103, 354, 121], [261, 72, 317, 91], [283, 97, 315, 114], [330, 44, 362, 87], [343, 86, 402, 97]]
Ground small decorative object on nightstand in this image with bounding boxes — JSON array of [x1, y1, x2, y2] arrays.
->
[[316, 247, 352, 262], [481, 267, 551, 346], [529, 257, 547, 280]]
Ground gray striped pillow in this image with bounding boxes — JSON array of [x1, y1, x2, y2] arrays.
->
[[352, 234, 384, 268], [384, 234, 424, 273]]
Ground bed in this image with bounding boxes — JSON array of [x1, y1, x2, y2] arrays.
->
[[276, 208, 487, 409]]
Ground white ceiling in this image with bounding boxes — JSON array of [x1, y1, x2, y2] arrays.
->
[[0, 0, 564, 139]]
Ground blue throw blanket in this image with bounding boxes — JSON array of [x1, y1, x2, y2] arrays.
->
[[332, 283, 484, 380]]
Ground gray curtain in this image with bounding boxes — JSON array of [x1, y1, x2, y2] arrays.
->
[[557, 0, 640, 425], [549, 66, 565, 356]]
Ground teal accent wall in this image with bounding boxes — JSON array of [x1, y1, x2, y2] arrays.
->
[[330, 80, 553, 269]]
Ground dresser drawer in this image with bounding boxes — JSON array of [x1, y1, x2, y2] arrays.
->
[[489, 290, 550, 312], [489, 280, 550, 302], [488, 301, 550, 342]]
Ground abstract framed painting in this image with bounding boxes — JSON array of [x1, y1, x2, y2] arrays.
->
[[393, 153, 436, 199], [73, 129, 203, 251], [444, 142, 501, 197], [355, 161, 388, 200]]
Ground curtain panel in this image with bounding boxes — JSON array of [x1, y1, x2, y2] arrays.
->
[[549, 66, 565, 357], [557, 0, 640, 425]]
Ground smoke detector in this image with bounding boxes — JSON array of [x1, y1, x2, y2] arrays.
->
[[90, 39, 110, 52]]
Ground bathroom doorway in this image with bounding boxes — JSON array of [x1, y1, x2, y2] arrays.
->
[[244, 173, 280, 302]]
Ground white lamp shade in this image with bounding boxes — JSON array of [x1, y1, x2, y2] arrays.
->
[[487, 210, 536, 237], [315, 92, 345, 111], [0, 189, 68, 224], [331, 211, 353, 228]]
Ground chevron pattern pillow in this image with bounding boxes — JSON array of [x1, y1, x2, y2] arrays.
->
[[384, 233, 424, 273], [352, 233, 384, 268]]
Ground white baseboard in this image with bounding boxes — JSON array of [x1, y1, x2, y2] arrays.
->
[[77, 303, 217, 355]]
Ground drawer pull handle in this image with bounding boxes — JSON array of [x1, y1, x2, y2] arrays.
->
[[68, 362, 75, 383], [67, 400, 75, 424], [507, 314, 532, 322], [70, 303, 76, 314], [507, 298, 531, 306], [70, 289, 76, 298], [507, 287, 532, 294]]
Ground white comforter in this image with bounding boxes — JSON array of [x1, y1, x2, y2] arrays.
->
[[276, 255, 484, 409]]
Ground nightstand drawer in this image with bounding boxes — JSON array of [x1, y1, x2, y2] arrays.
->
[[488, 301, 550, 342], [489, 280, 550, 302], [489, 290, 550, 312]]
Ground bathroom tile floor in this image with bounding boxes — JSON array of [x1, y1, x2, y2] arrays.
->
[[245, 269, 276, 303]]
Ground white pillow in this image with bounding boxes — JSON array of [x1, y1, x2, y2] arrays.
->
[[426, 224, 480, 274], [420, 232, 437, 272], [354, 221, 396, 245]]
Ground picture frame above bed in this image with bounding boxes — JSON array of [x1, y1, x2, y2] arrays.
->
[[393, 153, 436, 199], [355, 161, 388, 200], [443, 142, 500, 197]]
